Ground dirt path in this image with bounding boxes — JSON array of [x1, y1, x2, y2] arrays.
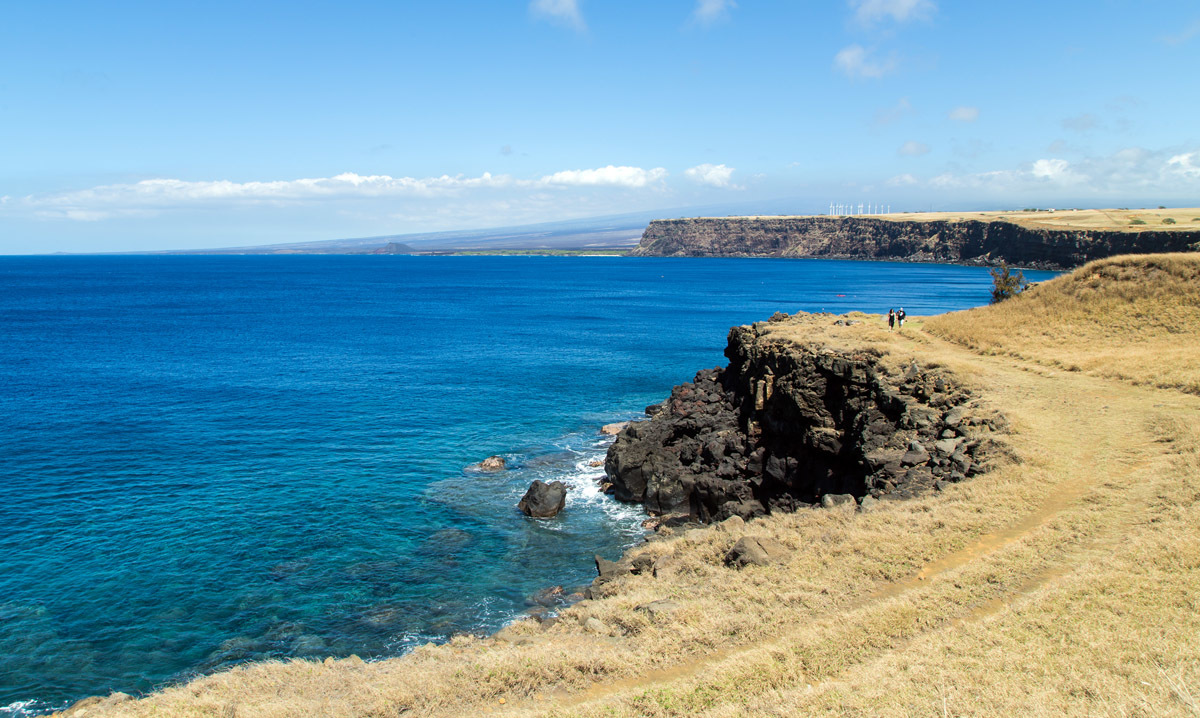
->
[[76, 318, 1199, 718], [503, 327, 1200, 717]]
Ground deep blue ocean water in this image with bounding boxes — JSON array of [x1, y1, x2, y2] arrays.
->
[[0, 256, 1058, 715]]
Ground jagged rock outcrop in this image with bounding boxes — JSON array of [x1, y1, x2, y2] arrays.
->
[[603, 319, 1009, 522], [632, 216, 1200, 269], [518, 480, 567, 517]]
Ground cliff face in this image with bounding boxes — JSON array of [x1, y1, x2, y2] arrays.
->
[[632, 216, 1200, 269], [604, 316, 1008, 521]]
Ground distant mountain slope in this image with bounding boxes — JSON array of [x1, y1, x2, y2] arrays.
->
[[157, 211, 658, 254]]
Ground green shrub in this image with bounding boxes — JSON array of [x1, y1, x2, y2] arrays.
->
[[1163, 218, 1177, 225], [1130, 219, 1147, 225], [990, 263, 1030, 303]]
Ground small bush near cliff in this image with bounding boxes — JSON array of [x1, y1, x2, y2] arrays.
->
[[989, 264, 1030, 304], [1130, 219, 1146, 225], [1162, 218, 1176, 225]]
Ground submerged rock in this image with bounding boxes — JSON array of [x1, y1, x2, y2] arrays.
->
[[472, 455, 507, 472], [525, 585, 565, 607], [518, 480, 567, 518]]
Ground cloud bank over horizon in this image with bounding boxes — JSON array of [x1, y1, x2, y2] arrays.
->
[[6, 145, 1197, 230], [2, 1, 1198, 252]]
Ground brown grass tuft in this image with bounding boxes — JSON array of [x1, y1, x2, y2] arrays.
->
[[925, 253, 1200, 394]]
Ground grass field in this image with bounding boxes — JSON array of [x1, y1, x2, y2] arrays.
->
[[61, 255, 1200, 717], [691, 207, 1200, 232]]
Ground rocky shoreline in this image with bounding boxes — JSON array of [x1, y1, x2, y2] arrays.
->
[[602, 313, 1008, 522], [55, 314, 1012, 717], [575, 311, 1010, 594]]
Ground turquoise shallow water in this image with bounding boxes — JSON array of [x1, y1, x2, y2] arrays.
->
[[0, 255, 1058, 715]]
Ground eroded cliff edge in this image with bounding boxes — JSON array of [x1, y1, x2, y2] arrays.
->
[[632, 216, 1200, 268], [604, 313, 1010, 522]]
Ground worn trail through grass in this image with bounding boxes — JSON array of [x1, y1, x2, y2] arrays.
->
[[485, 322, 1199, 718]]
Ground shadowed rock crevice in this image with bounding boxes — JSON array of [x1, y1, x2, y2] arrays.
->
[[604, 319, 1008, 522]]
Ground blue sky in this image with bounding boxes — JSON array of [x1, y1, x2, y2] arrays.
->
[[1, 0, 1198, 252]]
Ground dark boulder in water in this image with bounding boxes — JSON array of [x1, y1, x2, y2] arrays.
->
[[525, 585, 565, 607], [518, 480, 567, 518]]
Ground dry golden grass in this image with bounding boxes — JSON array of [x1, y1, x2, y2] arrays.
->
[[926, 253, 1200, 394], [64, 257, 1200, 718], [694, 207, 1200, 232]]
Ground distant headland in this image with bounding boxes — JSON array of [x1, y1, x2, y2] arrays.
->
[[132, 207, 1200, 267], [631, 208, 1200, 269]]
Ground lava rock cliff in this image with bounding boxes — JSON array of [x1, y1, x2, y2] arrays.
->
[[632, 216, 1199, 269], [603, 317, 1009, 521]]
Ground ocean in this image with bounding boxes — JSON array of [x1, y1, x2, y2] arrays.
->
[[0, 255, 1058, 715]]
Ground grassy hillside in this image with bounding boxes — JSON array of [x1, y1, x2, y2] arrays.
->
[[61, 257, 1200, 718], [926, 253, 1200, 394]]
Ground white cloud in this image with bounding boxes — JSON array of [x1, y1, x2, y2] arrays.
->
[[899, 141, 930, 157], [691, 0, 736, 25], [849, 0, 936, 24], [539, 165, 667, 187], [1162, 19, 1200, 45], [1062, 113, 1100, 132], [874, 97, 913, 125], [529, 0, 585, 31], [1029, 158, 1077, 181], [4, 166, 674, 221], [1168, 152, 1200, 178], [886, 173, 919, 186], [891, 146, 1200, 197], [684, 163, 737, 188], [834, 44, 896, 79], [949, 106, 979, 122]]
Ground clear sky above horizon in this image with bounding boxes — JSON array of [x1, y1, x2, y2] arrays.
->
[[2, 0, 1198, 253]]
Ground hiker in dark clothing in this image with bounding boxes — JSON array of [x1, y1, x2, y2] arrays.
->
[[887, 309, 895, 330], [897, 308, 906, 328]]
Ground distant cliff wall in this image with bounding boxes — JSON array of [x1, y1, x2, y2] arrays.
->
[[632, 217, 1200, 269]]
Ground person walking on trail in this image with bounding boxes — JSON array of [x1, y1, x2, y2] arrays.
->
[[887, 309, 895, 330], [897, 308, 906, 328]]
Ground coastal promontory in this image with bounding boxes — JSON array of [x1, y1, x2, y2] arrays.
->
[[55, 254, 1200, 718], [632, 208, 1200, 268]]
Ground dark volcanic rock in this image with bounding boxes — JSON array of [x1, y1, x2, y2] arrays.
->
[[602, 320, 1008, 522], [724, 536, 789, 568], [518, 480, 567, 518], [595, 554, 630, 581]]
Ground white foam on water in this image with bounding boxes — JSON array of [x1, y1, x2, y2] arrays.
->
[[501, 421, 648, 538], [1, 698, 67, 718], [384, 594, 512, 654]]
